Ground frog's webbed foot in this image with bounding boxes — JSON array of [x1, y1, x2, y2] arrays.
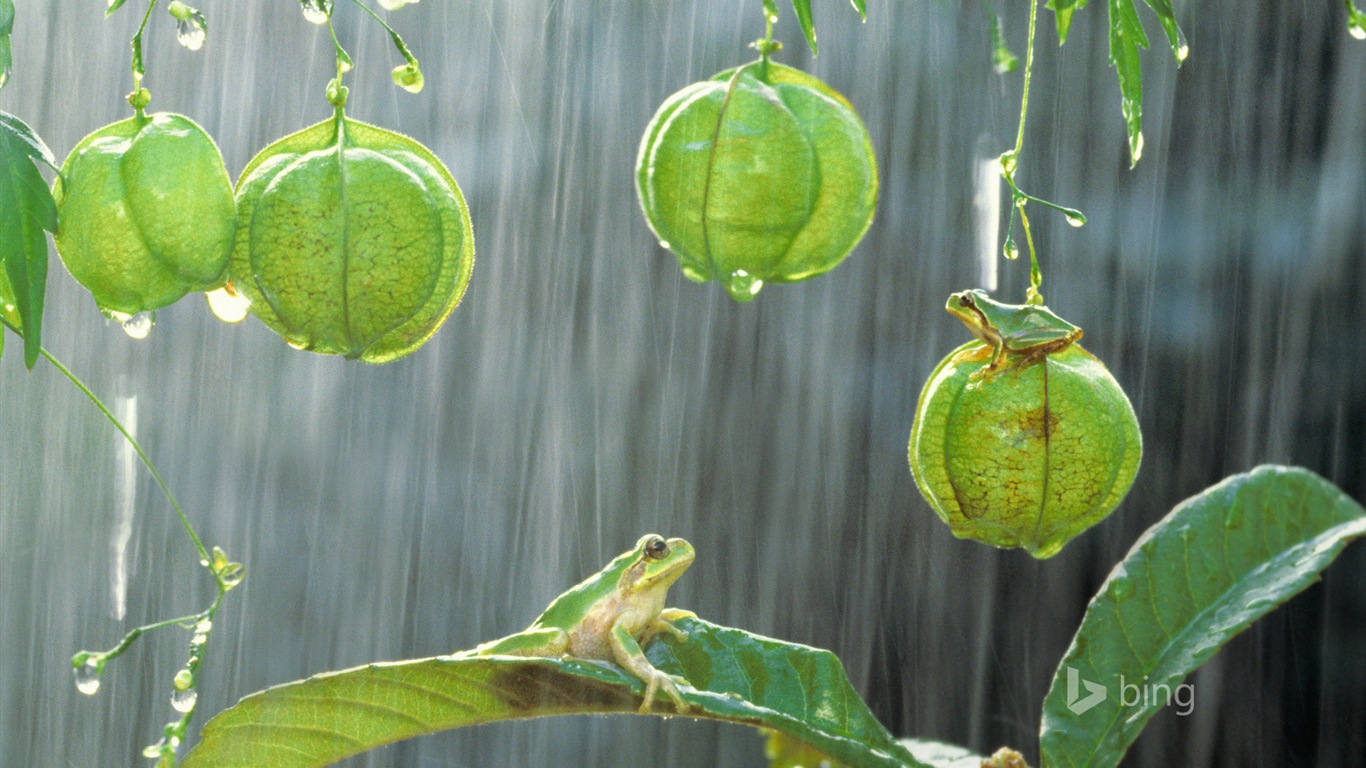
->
[[639, 667, 691, 714]]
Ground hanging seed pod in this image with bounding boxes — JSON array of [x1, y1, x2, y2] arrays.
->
[[52, 112, 235, 316], [229, 111, 474, 363], [636, 60, 877, 302], [908, 334, 1142, 559]]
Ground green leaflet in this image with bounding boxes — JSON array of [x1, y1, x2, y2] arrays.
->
[[1045, 0, 1089, 45], [786, 0, 867, 56], [105, 0, 129, 17], [1107, 0, 1149, 168], [1, 0, 14, 89], [185, 618, 929, 768], [0, 111, 57, 368], [1039, 466, 1366, 768]]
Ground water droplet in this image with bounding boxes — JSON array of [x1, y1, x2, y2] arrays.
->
[[74, 657, 102, 695], [766, 12, 778, 24], [1109, 579, 1135, 601], [1131, 131, 1145, 164], [121, 312, 155, 339], [657, 240, 671, 251], [391, 63, 424, 94], [170, 687, 198, 713], [1003, 240, 1020, 260], [286, 338, 309, 351], [378, 0, 417, 9], [175, 13, 207, 51], [142, 742, 165, 759], [724, 270, 762, 302], [299, 0, 331, 24], [1176, 43, 1190, 61], [206, 285, 251, 322], [1350, 19, 1366, 40], [1065, 212, 1087, 228]]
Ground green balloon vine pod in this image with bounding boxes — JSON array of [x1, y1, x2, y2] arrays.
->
[[226, 1, 472, 363], [228, 109, 474, 363], [635, 9, 877, 302], [51, 0, 231, 326], [53, 111, 236, 318], [908, 293, 1141, 558]]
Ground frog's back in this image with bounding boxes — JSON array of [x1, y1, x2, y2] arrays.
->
[[527, 549, 632, 629]]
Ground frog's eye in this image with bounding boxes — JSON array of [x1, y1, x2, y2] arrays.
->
[[644, 537, 669, 560], [958, 293, 975, 308]]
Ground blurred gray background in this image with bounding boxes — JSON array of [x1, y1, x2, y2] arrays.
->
[[2, 0, 1364, 766]]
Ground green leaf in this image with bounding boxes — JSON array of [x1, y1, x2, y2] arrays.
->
[[849, 0, 867, 22], [1039, 465, 1366, 768], [791, 0, 817, 55], [185, 618, 928, 768], [1141, 0, 1187, 64], [1107, 0, 1149, 168], [0, 111, 56, 368], [0, 0, 14, 90], [1046, 0, 1090, 45], [105, 0, 129, 17]]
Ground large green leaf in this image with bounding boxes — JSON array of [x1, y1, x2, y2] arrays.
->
[[0, 110, 56, 368], [1039, 465, 1366, 768], [184, 617, 928, 768]]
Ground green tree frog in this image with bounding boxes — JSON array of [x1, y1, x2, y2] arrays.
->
[[471, 534, 697, 713], [946, 289, 1083, 382]]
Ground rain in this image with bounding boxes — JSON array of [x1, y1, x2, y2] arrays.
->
[[1, 0, 1363, 766]]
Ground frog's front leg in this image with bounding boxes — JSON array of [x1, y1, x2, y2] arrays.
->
[[639, 608, 696, 646], [609, 619, 691, 714], [970, 340, 1010, 382]]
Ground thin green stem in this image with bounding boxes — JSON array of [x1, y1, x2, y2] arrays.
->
[[129, 0, 159, 115], [1011, 0, 1038, 156], [348, 0, 417, 65], [1, 319, 210, 564]]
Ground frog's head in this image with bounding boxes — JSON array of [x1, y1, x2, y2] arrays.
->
[[946, 289, 996, 342], [618, 534, 694, 595]]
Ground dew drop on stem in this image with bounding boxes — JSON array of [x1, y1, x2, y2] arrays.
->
[[74, 657, 102, 696]]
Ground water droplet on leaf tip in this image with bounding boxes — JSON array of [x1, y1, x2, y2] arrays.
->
[[1176, 43, 1190, 61], [657, 240, 671, 251], [1004, 243, 1020, 260], [1065, 213, 1086, 228], [170, 687, 198, 713], [286, 338, 309, 351], [1131, 132, 1145, 164], [1350, 21, 1366, 40]]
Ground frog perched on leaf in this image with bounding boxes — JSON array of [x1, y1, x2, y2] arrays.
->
[[469, 534, 697, 713], [947, 289, 1082, 382]]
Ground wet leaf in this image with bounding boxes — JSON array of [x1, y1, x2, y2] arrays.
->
[[1107, 0, 1149, 168], [0, 110, 56, 367], [184, 618, 927, 768], [1040, 466, 1366, 768], [0, 0, 13, 89], [791, 0, 817, 54], [1141, 0, 1186, 64], [1045, 0, 1089, 45], [105, 0, 128, 17]]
